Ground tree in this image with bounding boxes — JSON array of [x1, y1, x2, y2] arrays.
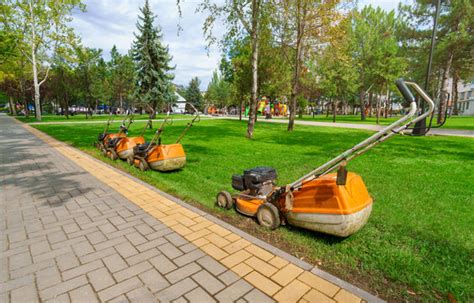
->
[[45, 58, 77, 118], [185, 77, 203, 110], [132, 0, 176, 116], [399, 0, 474, 119], [205, 71, 232, 109], [315, 15, 358, 123], [434, 0, 473, 121], [110, 46, 135, 111], [274, 0, 343, 131], [3, 0, 84, 121], [349, 6, 406, 121], [199, 0, 267, 138], [75, 46, 103, 116]]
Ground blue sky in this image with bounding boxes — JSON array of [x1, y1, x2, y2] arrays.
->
[[71, 0, 407, 90]]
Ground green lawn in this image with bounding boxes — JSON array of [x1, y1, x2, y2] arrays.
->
[[14, 113, 190, 123], [32, 119, 473, 302], [290, 114, 474, 130]]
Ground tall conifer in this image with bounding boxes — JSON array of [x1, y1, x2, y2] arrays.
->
[[132, 0, 175, 113]]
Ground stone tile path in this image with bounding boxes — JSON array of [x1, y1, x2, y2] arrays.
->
[[0, 115, 382, 302]]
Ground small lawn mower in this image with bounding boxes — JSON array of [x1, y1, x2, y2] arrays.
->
[[96, 113, 130, 154], [216, 79, 435, 237], [111, 118, 154, 163], [101, 114, 134, 160], [131, 106, 200, 172]]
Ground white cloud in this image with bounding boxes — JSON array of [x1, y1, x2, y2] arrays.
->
[[71, 0, 224, 90]]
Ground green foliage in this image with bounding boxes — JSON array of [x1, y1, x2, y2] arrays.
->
[[109, 45, 135, 108], [205, 70, 232, 108], [296, 95, 308, 118], [132, 0, 176, 111], [350, 6, 407, 94], [185, 77, 203, 110], [315, 17, 357, 101], [398, 0, 474, 90], [2, 0, 85, 120], [74, 46, 105, 109]]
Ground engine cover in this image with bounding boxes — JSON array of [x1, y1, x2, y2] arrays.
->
[[232, 167, 277, 196]]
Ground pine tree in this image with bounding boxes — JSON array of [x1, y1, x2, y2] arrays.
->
[[185, 77, 203, 110], [132, 0, 175, 115]]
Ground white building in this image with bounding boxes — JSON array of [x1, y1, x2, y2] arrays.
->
[[457, 80, 474, 116], [172, 92, 186, 114]]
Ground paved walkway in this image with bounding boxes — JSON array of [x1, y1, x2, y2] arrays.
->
[[224, 116, 474, 138], [0, 115, 382, 303]]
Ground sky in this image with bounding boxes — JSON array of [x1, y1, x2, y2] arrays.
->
[[71, 0, 406, 90]]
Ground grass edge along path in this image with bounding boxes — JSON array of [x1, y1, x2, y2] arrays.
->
[[29, 119, 474, 302]]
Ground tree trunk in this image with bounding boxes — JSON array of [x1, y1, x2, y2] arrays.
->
[[368, 92, 373, 118], [376, 93, 381, 125], [288, 1, 306, 132], [385, 89, 390, 118], [65, 91, 70, 119], [32, 52, 41, 121], [452, 71, 459, 115], [246, 0, 260, 139], [438, 53, 453, 124], [151, 100, 157, 118], [24, 100, 29, 118], [8, 96, 17, 115], [28, 1, 42, 121], [359, 90, 366, 121], [332, 99, 337, 123], [239, 98, 243, 121]]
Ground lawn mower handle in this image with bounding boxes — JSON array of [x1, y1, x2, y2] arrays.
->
[[287, 79, 434, 191], [396, 79, 415, 103], [103, 113, 115, 134], [146, 112, 172, 151], [175, 103, 200, 144]]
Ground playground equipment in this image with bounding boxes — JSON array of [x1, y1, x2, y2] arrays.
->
[[132, 107, 200, 171], [216, 79, 435, 237], [96, 114, 129, 155]]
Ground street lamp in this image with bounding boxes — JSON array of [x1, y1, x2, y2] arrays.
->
[[412, 0, 441, 135]]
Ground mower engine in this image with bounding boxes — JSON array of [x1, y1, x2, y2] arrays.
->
[[133, 142, 152, 157], [232, 167, 277, 197]]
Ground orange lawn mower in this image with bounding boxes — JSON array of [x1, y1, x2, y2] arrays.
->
[[131, 108, 200, 172], [96, 113, 131, 155], [101, 114, 135, 160], [110, 118, 155, 163], [216, 79, 435, 237]]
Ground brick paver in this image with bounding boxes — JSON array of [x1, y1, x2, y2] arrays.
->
[[0, 115, 382, 302]]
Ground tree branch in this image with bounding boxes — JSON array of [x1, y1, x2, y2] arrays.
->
[[19, 48, 34, 64], [38, 65, 51, 86], [233, 0, 251, 33]]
